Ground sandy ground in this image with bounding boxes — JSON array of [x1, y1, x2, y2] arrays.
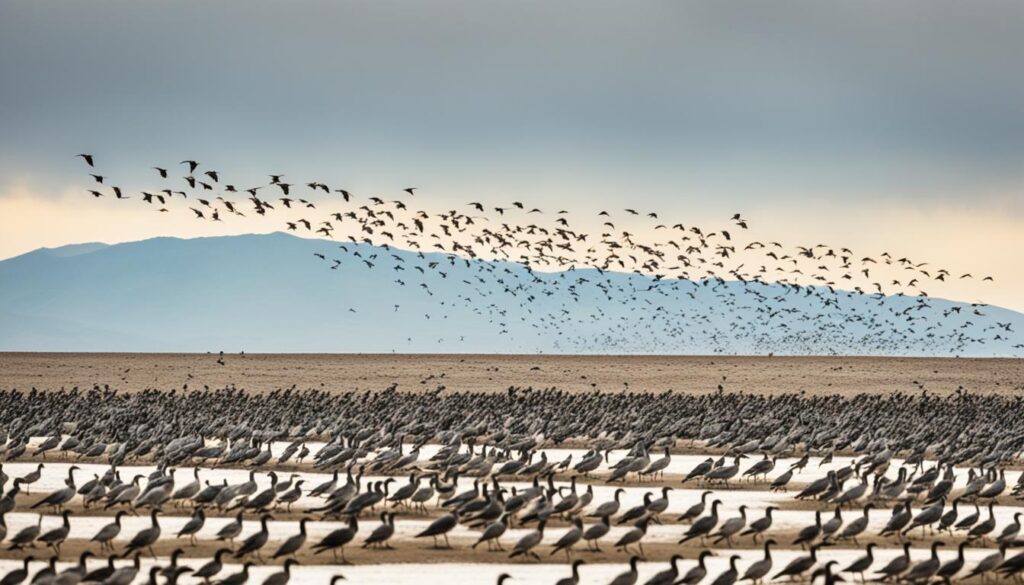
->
[[0, 531, 994, 566], [1, 353, 1022, 395]]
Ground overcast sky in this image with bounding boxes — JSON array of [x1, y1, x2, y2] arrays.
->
[[1, 1, 1022, 309]]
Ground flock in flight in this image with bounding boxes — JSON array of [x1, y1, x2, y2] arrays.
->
[[72, 154, 1019, 355]]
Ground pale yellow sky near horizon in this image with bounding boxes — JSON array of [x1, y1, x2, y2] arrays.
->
[[2, 179, 1021, 314]]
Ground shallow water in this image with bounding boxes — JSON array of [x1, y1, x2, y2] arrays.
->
[[8, 459, 1022, 533], [4, 438, 1021, 583], [19, 436, 1024, 489], [0, 546, 1001, 584]]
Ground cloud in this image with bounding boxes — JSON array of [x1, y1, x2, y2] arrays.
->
[[1, 1, 1022, 206]]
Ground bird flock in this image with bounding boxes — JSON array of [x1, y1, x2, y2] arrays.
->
[[3, 384, 1024, 583], [69, 154, 1021, 356]]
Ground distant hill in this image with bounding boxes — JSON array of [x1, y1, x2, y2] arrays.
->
[[1, 233, 1020, 355], [9, 242, 110, 261]]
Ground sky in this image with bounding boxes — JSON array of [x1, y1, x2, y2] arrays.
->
[[1, 0, 1022, 310]]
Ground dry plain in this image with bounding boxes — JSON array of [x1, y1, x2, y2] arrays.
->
[[1, 353, 1022, 395]]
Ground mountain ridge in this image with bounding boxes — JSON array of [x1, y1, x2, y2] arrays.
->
[[1, 233, 1020, 355]]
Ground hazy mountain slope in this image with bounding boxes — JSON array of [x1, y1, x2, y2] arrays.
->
[[0, 233, 1020, 355]]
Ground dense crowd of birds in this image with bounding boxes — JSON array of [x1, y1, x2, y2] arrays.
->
[[70, 154, 1021, 356], [4, 385, 1024, 582], [5, 385, 1024, 469]]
